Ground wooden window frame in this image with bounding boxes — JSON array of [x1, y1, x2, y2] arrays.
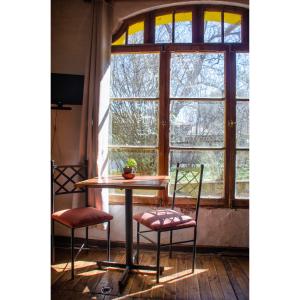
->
[[110, 5, 249, 209]]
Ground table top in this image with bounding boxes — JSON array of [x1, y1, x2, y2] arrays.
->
[[75, 175, 169, 190]]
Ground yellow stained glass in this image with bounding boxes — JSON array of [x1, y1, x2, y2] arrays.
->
[[128, 21, 144, 36], [224, 13, 241, 25], [204, 11, 221, 23], [156, 14, 172, 26], [175, 12, 192, 23], [112, 33, 126, 46]]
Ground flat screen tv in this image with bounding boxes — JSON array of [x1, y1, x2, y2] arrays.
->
[[51, 73, 84, 106]]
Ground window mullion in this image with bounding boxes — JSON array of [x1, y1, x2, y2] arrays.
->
[[226, 49, 236, 208], [157, 49, 170, 205]]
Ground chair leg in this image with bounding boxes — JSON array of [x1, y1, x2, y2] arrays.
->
[[169, 230, 173, 258], [156, 231, 161, 283], [85, 226, 89, 249], [136, 222, 140, 264], [71, 228, 74, 279], [107, 221, 111, 261], [192, 226, 197, 273], [51, 219, 55, 264]]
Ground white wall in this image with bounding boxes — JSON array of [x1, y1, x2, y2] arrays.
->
[[51, 0, 249, 248]]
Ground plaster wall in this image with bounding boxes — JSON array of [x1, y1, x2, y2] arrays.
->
[[51, 0, 249, 248]]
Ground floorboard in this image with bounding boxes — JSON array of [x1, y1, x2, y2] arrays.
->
[[51, 247, 248, 300]]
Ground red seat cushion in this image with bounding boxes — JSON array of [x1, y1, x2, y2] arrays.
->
[[52, 207, 113, 228], [133, 209, 196, 231]]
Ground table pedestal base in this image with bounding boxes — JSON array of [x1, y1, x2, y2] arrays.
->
[[96, 260, 164, 289]]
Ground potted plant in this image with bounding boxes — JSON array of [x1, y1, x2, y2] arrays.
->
[[122, 158, 137, 179]]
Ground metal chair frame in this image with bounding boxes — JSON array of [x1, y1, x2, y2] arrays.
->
[[51, 160, 111, 279], [135, 163, 204, 283]]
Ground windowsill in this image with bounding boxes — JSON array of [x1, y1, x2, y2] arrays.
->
[[108, 194, 248, 209]]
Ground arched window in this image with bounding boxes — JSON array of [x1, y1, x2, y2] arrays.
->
[[108, 5, 249, 208]]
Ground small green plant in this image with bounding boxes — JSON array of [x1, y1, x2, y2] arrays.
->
[[125, 158, 137, 169]]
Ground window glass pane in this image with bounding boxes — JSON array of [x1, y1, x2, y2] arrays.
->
[[108, 148, 158, 196], [170, 101, 224, 147], [170, 53, 224, 98], [224, 13, 241, 43], [128, 21, 144, 44], [169, 150, 224, 198], [236, 53, 249, 99], [235, 150, 249, 198], [109, 100, 158, 147], [155, 14, 173, 43], [204, 11, 221, 43], [174, 12, 192, 43], [236, 102, 249, 148], [109, 148, 158, 176], [112, 32, 126, 46], [110, 53, 159, 98]]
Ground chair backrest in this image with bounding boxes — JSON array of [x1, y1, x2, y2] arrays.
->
[[51, 160, 88, 213], [171, 163, 204, 223]]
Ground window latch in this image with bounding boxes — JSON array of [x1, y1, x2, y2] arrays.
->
[[228, 120, 236, 128]]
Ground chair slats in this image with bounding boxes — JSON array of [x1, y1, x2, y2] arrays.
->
[[53, 164, 87, 195]]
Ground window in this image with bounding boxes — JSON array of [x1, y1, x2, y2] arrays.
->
[[112, 33, 126, 46], [128, 21, 144, 44], [224, 13, 242, 43], [204, 10, 242, 43], [170, 52, 225, 199], [204, 11, 222, 43], [155, 14, 173, 43], [110, 5, 249, 208], [112, 7, 245, 46], [174, 12, 192, 43], [235, 53, 249, 200], [109, 53, 160, 196]]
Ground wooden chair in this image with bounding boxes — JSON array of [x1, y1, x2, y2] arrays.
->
[[51, 160, 113, 279], [133, 163, 204, 283]]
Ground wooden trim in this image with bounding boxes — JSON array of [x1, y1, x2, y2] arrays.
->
[[171, 11, 175, 43], [148, 11, 155, 44], [166, 44, 228, 51], [110, 97, 159, 101], [109, 194, 161, 206], [192, 6, 198, 43], [171, 197, 225, 208], [54, 235, 249, 255], [111, 44, 248, 53], [169, 147, 225, 151], [111, 44, 162, 53], [125, 26, 128, 45], [158, 49, 170, 205], [158, 49, 167, 176], [236, 98, 249, 102], [221, 10, 224, 43], [109, 194, 226, 208], [232, 199, 249, 208], [112, 22, 127, 43], [243, 9, 249, 44], [112, 5, 249, 47], [170, 97, 225, 101], [227, 49, 236, 208], [108, 145, 158, 148], [144, 13, 151, 44]]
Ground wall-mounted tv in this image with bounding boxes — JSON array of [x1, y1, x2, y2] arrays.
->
[[51, 73, 84, 106]]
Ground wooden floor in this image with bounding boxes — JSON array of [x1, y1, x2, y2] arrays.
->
[[51, 247, 249, 300]]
